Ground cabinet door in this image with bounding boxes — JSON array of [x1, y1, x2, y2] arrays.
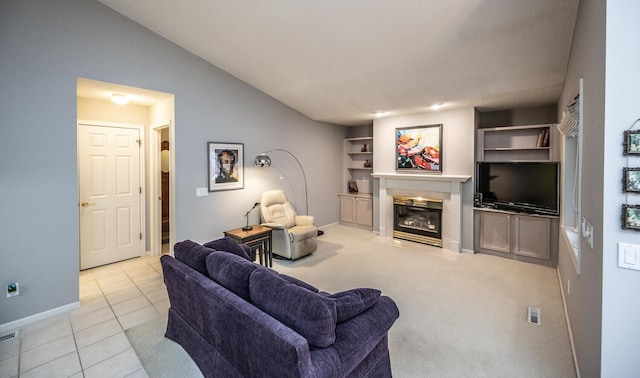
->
[[513, 215, 551, 260], [479, 212, 511, 254], [355, 197, 373, 227], [339, 196, 355, 223]]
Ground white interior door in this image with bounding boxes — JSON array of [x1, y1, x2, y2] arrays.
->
[[79, 123, 143, 270]]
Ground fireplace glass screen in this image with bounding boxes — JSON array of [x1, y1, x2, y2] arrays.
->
[[393, 196, 442, 247]]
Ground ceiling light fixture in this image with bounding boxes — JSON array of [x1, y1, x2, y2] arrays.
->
[[111, 93, 130, 105], [428, 103, 445, 111], [373, 111, 390, 118]]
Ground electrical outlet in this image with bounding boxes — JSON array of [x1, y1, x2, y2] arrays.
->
[[195, 188, 208, 197], [6, 282, 19, 298]]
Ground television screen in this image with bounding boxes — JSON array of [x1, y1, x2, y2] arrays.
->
[[476, 162, 559, 215]]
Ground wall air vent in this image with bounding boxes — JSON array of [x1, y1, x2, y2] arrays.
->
[[0, 330, 18, 344]]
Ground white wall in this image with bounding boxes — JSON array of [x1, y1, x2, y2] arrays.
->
[[0, 0, 344, 325], [77, 97, 150, 125], [372, 108, 476, 250], [601, 1, 640, 375]]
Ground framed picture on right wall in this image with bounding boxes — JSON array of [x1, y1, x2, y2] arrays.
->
[[622, 204, 640, 230]]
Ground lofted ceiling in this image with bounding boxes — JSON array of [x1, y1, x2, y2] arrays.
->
[[96, 0, 579, 126]]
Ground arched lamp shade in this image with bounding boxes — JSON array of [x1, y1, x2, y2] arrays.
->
[[254, 153, 272, 167]]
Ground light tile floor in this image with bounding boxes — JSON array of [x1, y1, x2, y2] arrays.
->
[[0, 255, 168, 378]]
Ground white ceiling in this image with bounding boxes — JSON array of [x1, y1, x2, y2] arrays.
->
[[95, 0, 579, 126]]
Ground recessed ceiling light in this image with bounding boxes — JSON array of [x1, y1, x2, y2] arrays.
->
[[427, 103, 445, 110], [373, 111, 390, 118], [111, 93, 130, 105]]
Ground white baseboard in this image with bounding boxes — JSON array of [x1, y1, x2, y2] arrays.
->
[[0, 302, 80, 333], [318, 221, 339, 229], [461, 248, 475, 254], [556, 268, 581, 378]]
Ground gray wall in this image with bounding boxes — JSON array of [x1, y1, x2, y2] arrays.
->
[[0, 0, 344, 325], [556, 0, 605, 375], [556, 0, 604, 375], [557, 0, 640, 376]]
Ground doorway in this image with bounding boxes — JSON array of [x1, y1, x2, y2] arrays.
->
[[77, 77, 176, 265], [160, 127, 171, 254]]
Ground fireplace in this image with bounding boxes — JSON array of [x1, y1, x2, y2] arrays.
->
[[393, 196, 443, 247]]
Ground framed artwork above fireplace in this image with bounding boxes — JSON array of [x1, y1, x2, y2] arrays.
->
[[396, 124, 442, 173]]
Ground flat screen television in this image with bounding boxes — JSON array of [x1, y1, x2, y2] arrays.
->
[[475, 161, 559, 216]]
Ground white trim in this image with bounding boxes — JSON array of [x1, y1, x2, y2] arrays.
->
[[556, 268, 581, 378], [0, 302, 80, 333], [373, 173, 470, 252], [372, 173, 471, 183]]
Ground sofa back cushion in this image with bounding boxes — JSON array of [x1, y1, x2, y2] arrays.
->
[[174, 240, 216, 275], [203, 236, 251, 261], [206, 252, 260, 301], [249, 269, 337, 348]]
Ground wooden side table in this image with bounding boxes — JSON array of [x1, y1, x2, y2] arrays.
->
[[223, 225, 273, 267]]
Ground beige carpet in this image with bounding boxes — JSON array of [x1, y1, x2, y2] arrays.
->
[[128, 224, 576, 377]]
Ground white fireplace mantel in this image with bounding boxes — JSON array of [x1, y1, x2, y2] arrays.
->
[[372, 173, 471, 252]]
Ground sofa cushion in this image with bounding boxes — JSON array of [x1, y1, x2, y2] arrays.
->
[[327, 288, 381, 322], [203, 236, 251, 261], [249, 269, 336, 348], [279, 274, 319, 293], [174, 240, 216, 275], [206, 252, 260, 301]]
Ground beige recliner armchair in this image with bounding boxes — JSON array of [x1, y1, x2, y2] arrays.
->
[[260, 189, 317, 260]]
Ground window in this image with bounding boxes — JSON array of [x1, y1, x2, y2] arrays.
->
[[559, 79, 583, 274]]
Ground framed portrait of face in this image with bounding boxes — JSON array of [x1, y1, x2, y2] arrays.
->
[[208, 142, 244, 191]]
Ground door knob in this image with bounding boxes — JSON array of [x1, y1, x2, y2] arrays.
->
[[81, 202, 95, 208]]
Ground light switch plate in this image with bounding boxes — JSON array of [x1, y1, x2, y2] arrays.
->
[[618, 242, 640, 271], [195, 188, 208, 197], [528, 306, 541, 325]]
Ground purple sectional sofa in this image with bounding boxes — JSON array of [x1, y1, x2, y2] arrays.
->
[[161, 239, 400, 377]]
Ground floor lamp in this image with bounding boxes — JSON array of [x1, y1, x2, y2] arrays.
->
[[254, 149, 309, 215]]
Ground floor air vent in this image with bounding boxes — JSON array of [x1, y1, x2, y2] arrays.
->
[[0, 330, 18, 343]]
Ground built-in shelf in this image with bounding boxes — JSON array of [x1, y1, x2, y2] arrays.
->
[[344, 137, 373, 194], [477, 124, 555, 161], [474, 123, 559, 266], [342, 136, 374, 229], [484, 147, 550, 151]]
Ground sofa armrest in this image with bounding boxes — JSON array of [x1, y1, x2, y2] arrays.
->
[[261, 222, 287, 230], [331, 296, 399, 364], [295, 215, 315, 226]]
